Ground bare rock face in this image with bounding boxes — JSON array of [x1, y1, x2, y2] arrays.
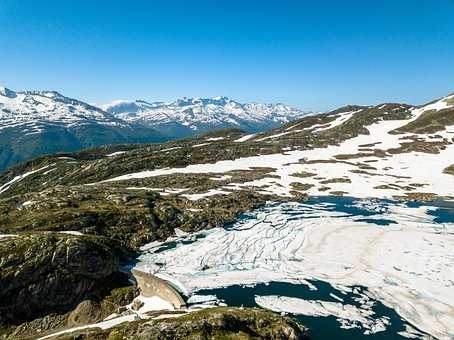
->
[[67, 300, 102, 326], [0, 233, 129, 325], [131, 299, 144, 311]]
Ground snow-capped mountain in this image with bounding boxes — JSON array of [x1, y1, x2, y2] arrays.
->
[[102, 96, 310, 137], [0, 86, 165, 172], [0, 86, 126, 129], [0, 87, 310, 173]]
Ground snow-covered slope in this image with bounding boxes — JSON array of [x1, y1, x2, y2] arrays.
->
[[0, 86, 126, 130], [0, 86, 165, 172], [102, 96, 310, 137]]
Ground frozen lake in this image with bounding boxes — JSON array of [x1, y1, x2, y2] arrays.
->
[[135, 197, 454, 339]]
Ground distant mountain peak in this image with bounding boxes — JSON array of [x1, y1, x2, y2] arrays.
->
[[102, 95, 309, 137], [0, 86, 17, 98]]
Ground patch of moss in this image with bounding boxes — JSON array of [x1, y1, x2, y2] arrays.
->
[[290, 182, 314, 191], [55, 307, 309, 340], [291, 171, 317, 178], [0, 233, 131, 325], [320, 178, 351, 184], [392, 108, 454, 134], [329, 191, 348, 196], [443, 164, 454, 176]]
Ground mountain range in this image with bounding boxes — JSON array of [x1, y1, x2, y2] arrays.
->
[[0, 90, 453, 339], [0, 86, 309, 173], [102, 96, 309, 137]]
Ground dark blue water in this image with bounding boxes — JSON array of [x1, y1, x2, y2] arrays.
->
[[196, 281, 427, 339]]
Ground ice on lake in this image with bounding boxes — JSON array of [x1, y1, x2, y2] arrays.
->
[[135, 197, 454, 339]]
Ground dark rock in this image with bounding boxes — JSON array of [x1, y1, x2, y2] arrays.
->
[[0, 233, 130, 325], [131, 299, 144, 311], [67, 300, 102, 326]]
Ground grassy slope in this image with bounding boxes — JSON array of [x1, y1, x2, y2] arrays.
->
[[55, 307, 309, 340], [393, 107, 454, 134]]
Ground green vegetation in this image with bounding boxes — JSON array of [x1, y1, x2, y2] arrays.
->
[[0, 233, 131, 326], [55, 307, 309, 340], [444, 164, 454, 176], [290, 182, 314, 191], [320, 178, 351, 184], [444, 97, 454, 106], [291, 171, 317, 178], [0, 184, 277, 246], [392, 192, 441, 201], [0, 122, 168, 173], [392, 108, 454, 134], [329, 191, 348, 196]]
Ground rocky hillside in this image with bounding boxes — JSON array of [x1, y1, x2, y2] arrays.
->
[[2, 93, 452, 204], [0, 86, 169, 173], [0, 92, 452, 339], [54, 307, 309, 339], [102, 96, 310, 138]]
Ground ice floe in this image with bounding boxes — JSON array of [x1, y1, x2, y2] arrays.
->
[[255, 295, 390, 334]]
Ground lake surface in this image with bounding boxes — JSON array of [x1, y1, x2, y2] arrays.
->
[[135, 196, 454, 339]]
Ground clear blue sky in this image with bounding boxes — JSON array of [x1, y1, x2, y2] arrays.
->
[[0, 0, 453, 110]]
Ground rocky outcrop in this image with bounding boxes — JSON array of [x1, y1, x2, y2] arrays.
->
[[4, 286, 138, 339], [55, 307, 310, 339], [0, 233, 131, 325]]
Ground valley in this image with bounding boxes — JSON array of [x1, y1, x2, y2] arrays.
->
[[0, 92, 453, 339]]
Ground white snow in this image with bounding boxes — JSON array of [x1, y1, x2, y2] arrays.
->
[[312, 109, 362, 132], [106, 151, 126, 157], [59, 231, 83, 236], [102, 97, 309, 134], [187, 294, 219, 304], [0, 234, 16, 239], [126, 187, 161, 191], [209, 175, 232, 181], [234, 134, 256, 142], [39, 314, 140, 339], [127, 295, 174, 313], [21, 200, 36, 207], [160, 146, 183, 152], [192, 143, 210, 148], [0, 87, 127, 135], [39, 293, 177, 339], [256, 131, 295, 141]]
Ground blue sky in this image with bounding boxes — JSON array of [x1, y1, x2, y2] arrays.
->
[[0, 0, 453, 110]]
